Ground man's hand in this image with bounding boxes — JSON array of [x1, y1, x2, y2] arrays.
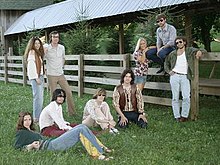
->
[[195, 50, 202, 59], [138, 114, 147, 123], [119, 115, 128, 126], [36, 78, 41, 85]]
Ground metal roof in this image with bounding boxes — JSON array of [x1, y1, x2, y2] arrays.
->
[[4, 0, 199, 36]]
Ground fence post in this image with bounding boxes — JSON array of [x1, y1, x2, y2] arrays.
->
[[22, 56, 27, 86], [123, 54, 130, 69], [190, 58, 199, 120], [4, 52, 8, 84], [78, 54, 84, 97]]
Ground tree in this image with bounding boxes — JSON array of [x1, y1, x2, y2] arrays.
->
[[192, 13, 220, 52]]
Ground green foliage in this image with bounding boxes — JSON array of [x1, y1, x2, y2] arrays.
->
[[0, 82, 220, 165], [13, 30, 43, 56]]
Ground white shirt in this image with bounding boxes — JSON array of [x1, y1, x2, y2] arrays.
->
[[39, 101, 72, 130], [45, 44, 65, 76], [172, 51, 188, 74], [27, 51, 43, 80]]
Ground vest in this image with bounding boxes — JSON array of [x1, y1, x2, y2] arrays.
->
[[116, 84, 137, 112]]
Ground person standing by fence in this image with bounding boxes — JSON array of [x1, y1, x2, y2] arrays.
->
[[24, 37, 45, 124], [44, 31, 75, 116], [164, 36, 206, 122], [146, 13, 176, 74]]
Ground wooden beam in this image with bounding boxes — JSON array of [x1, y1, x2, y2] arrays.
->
[[119, 24, 125, 54]]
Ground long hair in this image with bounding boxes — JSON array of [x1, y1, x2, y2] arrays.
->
[[92, 88, 107, 101], [24, 37, 44, 61], [120, 68, 135, 85], [51, 89, 66, 103], [134, 38, 147, 52], [16, 112, 35, 131]]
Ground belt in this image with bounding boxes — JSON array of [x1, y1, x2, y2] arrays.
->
[[174, 72, 186, 75]]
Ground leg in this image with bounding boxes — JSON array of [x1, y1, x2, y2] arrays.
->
[[180, 75, 191, 118], [127, 111, 147, 128], [58, 75, 75, 115], [47, 75, 59, 99], [146, 48, 163, 65], [134, 75, 146, 92], [47, 124, 104, 157], [30, 75, 44, 122], [170, 74, 181, 119], [82, 116, 97, 127]]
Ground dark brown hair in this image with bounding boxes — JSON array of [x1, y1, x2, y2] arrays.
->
[[49, 31, 59, 43], [16, 112, 35, 131], [156, 13, 166, 20], [175, 36, 188, 47], [120, 68, 135, 85], [52, 88, 66, 103]]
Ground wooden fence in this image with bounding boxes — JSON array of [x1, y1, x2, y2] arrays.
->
[[0, 50, 219, 120]]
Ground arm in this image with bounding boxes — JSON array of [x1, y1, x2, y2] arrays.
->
[[165, 25, 177, 47], [49, 104, 72, 130], [136, 88, 147, 122], [112, 87, 128, 125]]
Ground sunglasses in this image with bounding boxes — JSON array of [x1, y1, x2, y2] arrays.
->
[[156, 19, 164, 23], [52, 36, 59, 38], [98, 94, 106, 97], [175, 41, 183, 45]]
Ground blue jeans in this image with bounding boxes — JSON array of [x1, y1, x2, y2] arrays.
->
[[30, 75, 44, 121], [146, 47, 175, 65], [134, 75, 147, 84], [170, 74, 190, 119], [47, 124, 104, 154]]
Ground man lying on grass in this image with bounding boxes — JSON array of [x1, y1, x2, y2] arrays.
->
[[14, 111, 113, 161]]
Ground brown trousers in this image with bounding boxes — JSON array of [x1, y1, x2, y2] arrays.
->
[[47, 74, 75, 115]]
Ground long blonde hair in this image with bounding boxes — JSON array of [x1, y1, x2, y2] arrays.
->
[[134, 38, 147, 52]]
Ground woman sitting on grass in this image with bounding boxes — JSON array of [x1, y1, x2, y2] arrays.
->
[[14, 111, 113, 160], [82, 88, 119, 134]]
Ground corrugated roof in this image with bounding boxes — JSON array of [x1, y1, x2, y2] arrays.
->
[[4, 0, 199, 36], [0, 0, 53, 10]]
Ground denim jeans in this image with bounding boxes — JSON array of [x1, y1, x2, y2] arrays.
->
[[146, 47, 175, 65], [30, 75, 44, 121], [47, 124, 104, 154], [170, 74, 190, 118]]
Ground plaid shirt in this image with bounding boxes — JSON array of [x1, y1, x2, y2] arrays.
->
[[133, 50, 148, 76]]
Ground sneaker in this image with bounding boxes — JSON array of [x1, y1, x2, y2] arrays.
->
[[110, 128, 120, 134]]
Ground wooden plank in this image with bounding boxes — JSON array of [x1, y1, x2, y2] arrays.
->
[[0, 56, 4, 60], [84, 54, 125, 61], [0, 63, 4, 67], [64, 65, 78, 70], [201, 52, 220, 61], [7, 63, 23, 68], [84, 76, 120, 85], [64, 75, 78, 81], [8, 78, 23, 84], [65, 55, 80, 60], [7, 56, 23, 60], [145, 82, 171, 90], [84, 65, 124, 73], [8, 70, 23, 76], [199, 78, 220, 87], [84, 87, 113, 97], [199, 87, 220, 96], [143, 95, 172, 106]]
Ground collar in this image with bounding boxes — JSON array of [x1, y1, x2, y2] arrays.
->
[[159, 23, 168, 32]]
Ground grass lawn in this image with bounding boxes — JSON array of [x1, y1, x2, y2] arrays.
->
[[0, 82, 219, 165]]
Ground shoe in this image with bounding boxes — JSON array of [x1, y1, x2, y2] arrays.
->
[[140, 122, 148, 128], [179, 117, 188, 122], [97, 155, 113, 161], [111, 128, 120, 134], [156, 66, 164, 74], [175, 118, 181, 122]]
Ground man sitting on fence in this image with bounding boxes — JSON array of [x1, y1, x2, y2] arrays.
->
[[112, 68, 148, 129], [164, 36, 207, 122]]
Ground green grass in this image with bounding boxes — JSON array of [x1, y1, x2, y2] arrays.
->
[[0, 82, 219, 165]]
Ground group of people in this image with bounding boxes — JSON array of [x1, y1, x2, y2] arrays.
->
[[15, 13, 206, 160], [132, 13, 206, 122]]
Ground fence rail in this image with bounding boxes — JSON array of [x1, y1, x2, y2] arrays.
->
[[0, 51, 220, 120]]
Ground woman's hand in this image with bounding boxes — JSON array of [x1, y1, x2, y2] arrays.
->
[[26, 141, 40, 151], [36, 78, 41, 85]]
